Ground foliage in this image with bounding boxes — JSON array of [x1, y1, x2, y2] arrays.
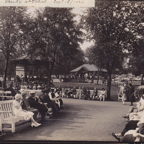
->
[[0, 7, 27, 87], [20, 8, 84, 86], [81, 1, 136, 99]]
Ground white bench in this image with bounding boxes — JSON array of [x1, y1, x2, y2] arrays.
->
[[0, 91, 14, 101], [0, 100, 41, 133]]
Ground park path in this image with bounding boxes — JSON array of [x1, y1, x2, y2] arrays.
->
[[4, 98, 130, 141]]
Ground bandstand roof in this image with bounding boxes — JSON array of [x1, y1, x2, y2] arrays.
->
[[70, 64, 107, 73]]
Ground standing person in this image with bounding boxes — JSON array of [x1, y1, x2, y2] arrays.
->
[[125, 82, 130, 101], [129, 83, 135, 106], [21, 74, 24, 84], [122, 84, 127, 105]]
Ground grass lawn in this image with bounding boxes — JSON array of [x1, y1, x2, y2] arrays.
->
[[53, 82, 119, 101]]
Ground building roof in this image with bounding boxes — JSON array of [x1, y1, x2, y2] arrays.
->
[[70, 64, 107, 72], [12, 54, 41, 61]]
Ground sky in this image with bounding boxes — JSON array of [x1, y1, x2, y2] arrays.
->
[[27, 7, 94, 51], [71, 8, 94, 51]]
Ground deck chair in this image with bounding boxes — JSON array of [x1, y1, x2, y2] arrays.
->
[[117, 91, 122, 101]]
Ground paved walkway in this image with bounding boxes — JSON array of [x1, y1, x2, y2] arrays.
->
[[4, 98, 131, 141]]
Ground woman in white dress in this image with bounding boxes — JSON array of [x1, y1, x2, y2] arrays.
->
[[13, 94, 41, 127], [122, 84, 127, 105]]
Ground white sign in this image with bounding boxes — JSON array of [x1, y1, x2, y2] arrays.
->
[[1, 0, 95, 7]]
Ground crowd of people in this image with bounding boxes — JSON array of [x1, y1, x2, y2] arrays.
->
[[0, 83, 65, 128], [112, 83, 144, 142], [118, 83, 136, 105], [58, 87, 107, 101], [1, 82, 107, 102]]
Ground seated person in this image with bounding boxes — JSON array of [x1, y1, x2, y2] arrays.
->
[[87, 88, 90, 99], [82, 87, 87, 100], [123, 94, 144, 119], [27, 91, 49, 120], [117, 111, 144, 142], [61, 87, 65, 98], [93, 88, 98, 100], [21, 91, 39, 120], [33, 85, 37, 90], [13, 94, 41, 127], [40, 88, 59, 115], [112, 112, 141, 141], [58, 86, 62, 97], [73, 87, 77, 98], [4, 83, 16, 97], [49, 89, 64, 109], [37, 84, 41, 90], [99, 88, 106, 101], [67, 88, 73, 98], [76, 87, 82, 99], [54, 89, 64, 108], [64, 87, 68, 97]]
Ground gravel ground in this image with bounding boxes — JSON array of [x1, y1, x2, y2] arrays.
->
[[4, 98, 131, 142]]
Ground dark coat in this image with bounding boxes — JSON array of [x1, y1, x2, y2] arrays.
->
[[27, 97, 47, 113], [4, 87, 16, 96]]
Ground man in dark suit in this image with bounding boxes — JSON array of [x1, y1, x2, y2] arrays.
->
[[129, 83, 135, 106], [5, 83, 16, 96], [27, 91, 48, 120], [40, 88, 59, 115]]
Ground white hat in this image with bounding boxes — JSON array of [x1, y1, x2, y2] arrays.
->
[[19, 89, 25, 93], [15, 94, 22, 100]]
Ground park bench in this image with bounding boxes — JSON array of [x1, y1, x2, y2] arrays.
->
[[0, 100, 41, 133], [0, 91, 14, 101], [92, 90, 107, 100]]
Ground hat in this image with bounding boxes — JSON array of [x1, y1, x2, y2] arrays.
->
[[19, 89, 25, 93], [30, 90, 35, 94], [15, 94, 22, 100], [21, 91, 27, 97]]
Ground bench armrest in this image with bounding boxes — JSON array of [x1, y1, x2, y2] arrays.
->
[[0, 110, 13, 113]]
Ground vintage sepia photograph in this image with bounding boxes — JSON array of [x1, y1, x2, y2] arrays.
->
[[0, 0, 144, 143]]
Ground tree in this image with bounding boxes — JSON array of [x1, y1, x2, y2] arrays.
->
[[53, 48, 85, 75], [81, 1, 134, 100], [0, 7, 27, 88], [20, 8, 83, 86], [124, 2, 144, 84]]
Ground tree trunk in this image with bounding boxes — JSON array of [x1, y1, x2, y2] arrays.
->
[[47, 70, 51, 87], [47, 61, 55, 87], [3, 56, 9, 89], [107, 71, 112, 100], [141, 74, 144, 85], [97, 71, 99, 85]]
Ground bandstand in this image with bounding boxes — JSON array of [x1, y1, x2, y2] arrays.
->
[[12, 55, 47, 83]]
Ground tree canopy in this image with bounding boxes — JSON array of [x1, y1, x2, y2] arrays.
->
[[19, 8, 84, 86], [0, 7, 27, 87], [81, 1, 138, 99]]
